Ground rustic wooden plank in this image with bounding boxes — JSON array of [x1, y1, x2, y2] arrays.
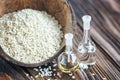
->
[[69, 0, 120, 80], [0, 57, 29, 80], [70, 0, 120, 66]]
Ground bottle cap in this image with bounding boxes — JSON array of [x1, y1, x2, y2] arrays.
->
[[65, 33, 73, 46], [82, 15, 91, 30]]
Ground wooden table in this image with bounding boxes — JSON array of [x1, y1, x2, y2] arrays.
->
[[0, 0, 120, 80]]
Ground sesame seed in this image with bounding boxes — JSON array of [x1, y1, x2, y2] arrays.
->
[[33, 68, 39, 71], [38, 66, 41, 69], [30, 76, 35, 80], [35, 75, 39, 78], [25, 73, 29, 77], [69, 73, 73, 76], [72, 76, 75, 79], [53, 64, 57, 67], [57, 72, 61, 78], [53, 69, 56, 71]]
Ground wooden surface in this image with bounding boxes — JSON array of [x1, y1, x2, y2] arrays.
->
[[0, 0, 120, 80]]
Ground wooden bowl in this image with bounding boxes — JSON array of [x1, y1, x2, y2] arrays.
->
[[0, 0, 76, 67]]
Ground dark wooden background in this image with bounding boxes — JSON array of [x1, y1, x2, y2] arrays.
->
[[0, 0, 120, 80]]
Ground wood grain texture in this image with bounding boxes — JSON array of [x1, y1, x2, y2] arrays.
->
[[70, 0, 120, 80], [0, 0, 120, 80]]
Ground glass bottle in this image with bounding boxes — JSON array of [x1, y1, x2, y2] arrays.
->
[[58, 33, 80, 73], [78, 15, 96, 69]]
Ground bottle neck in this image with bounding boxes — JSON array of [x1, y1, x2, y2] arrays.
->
[[65, 45, 73, 63], [65, 45, 73, 53], [82, 29, 90, 44]]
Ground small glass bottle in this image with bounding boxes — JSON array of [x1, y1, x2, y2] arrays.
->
[[78, 15, 96, 69], [58, 33, 79, 73]]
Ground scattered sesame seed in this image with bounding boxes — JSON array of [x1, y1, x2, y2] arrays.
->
[[53, 73, 56, 76], [30, 76, 35, 80], [48, 66, 52, 70], [38, 72, 41, 75], [38, 66, 41, 69], [40, 69, 43, 71], [53, 69, 56, 71], [53, 64, 57, 67], [33, 68, 39, 71], [41, 75, 44, 77], [35, 75, 39, 78], [103, 78, 107, 80], [69, 73, 73, 76], [25, 73, 29, 77], [72, 76, 75, 79], [92, 73, 95, 75], [57, 72, 61, 78]]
